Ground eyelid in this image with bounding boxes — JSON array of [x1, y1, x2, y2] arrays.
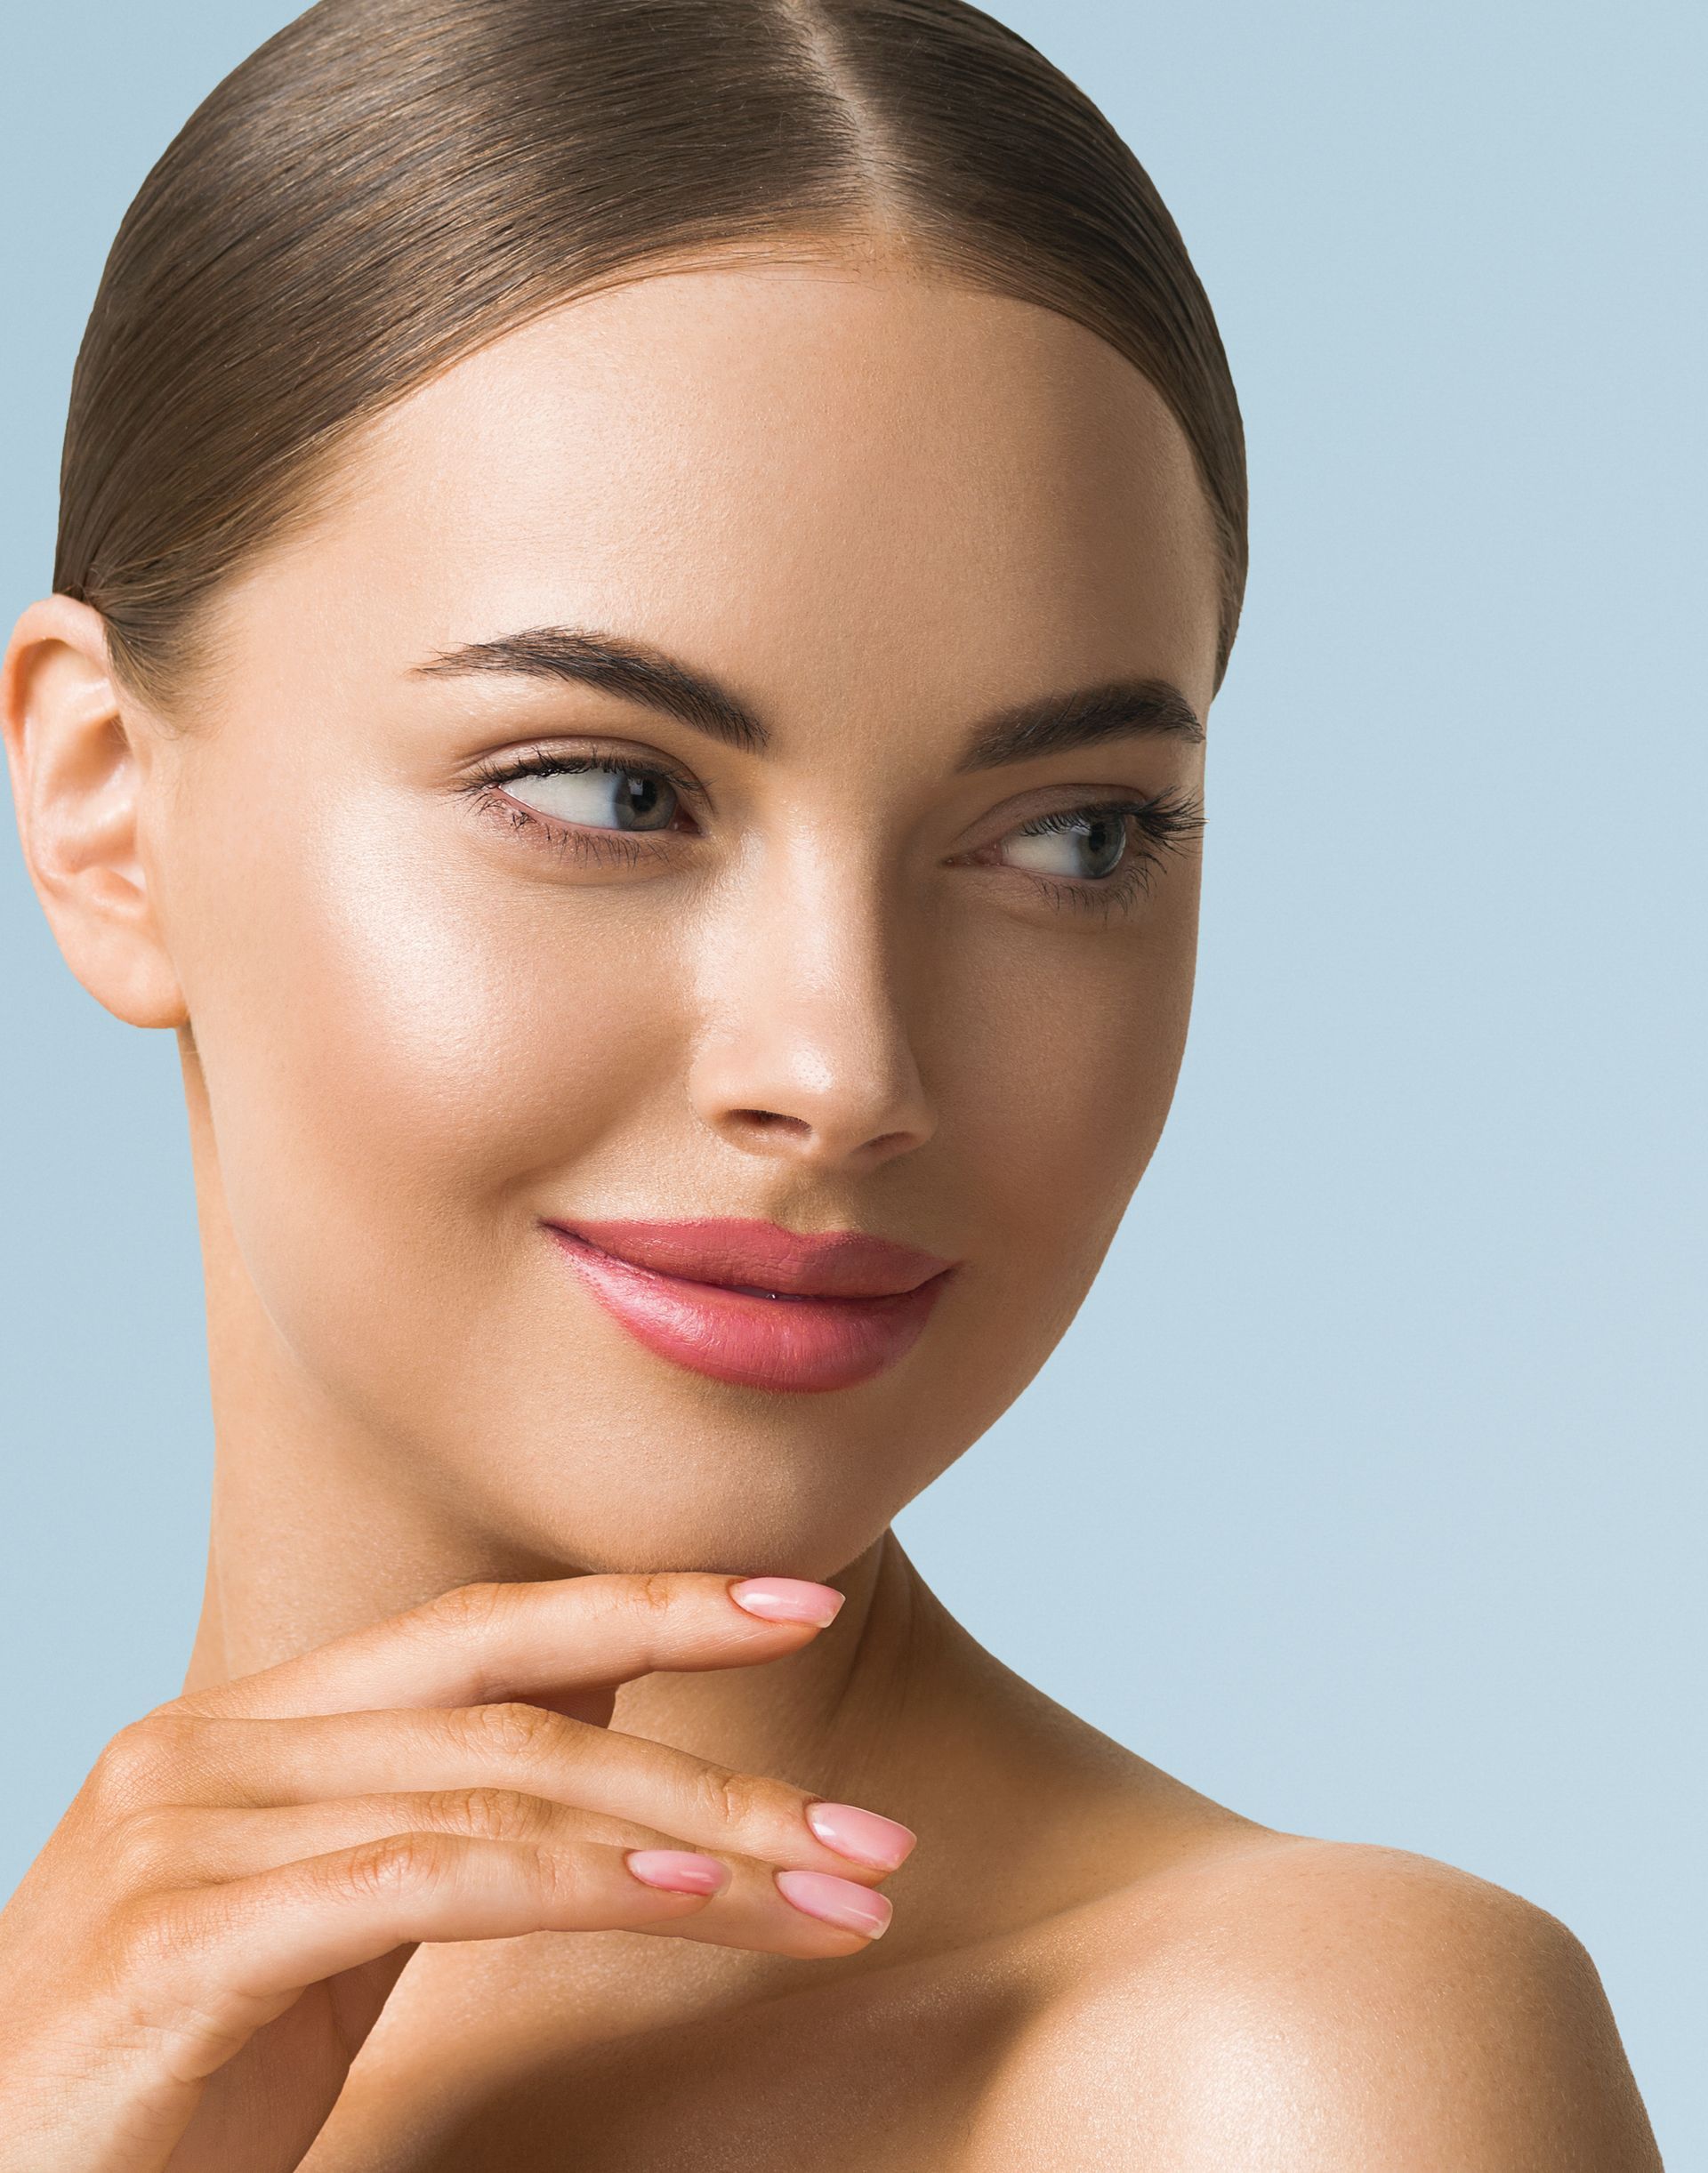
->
[[465, 736, 710, 803], [955, 785, 1177, 857], [957, 775, 1181, 846], [459, 740, 706, 866]]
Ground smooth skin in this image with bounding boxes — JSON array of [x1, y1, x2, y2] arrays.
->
[[0, 245, 1662, 2169]]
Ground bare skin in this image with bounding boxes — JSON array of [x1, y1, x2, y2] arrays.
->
[[0, 248, 1662, 2169]]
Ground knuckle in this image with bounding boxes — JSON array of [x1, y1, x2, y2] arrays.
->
[[338, 1831, 455, 1903], [612, 1571, 681, 1627], [457, 1699, 566, 1763], [107, 1804, 189, 1891], [692, 1761, 766, 1833], [417, 1579, 510, 1643], [85, 1714, 197, 1815], [105, 1889, 203, 1984], [440, 1787, 553, 1847], [530, 1842, 587, 1919]]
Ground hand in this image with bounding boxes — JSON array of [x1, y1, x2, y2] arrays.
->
[[0, 1572, 915, 2173]]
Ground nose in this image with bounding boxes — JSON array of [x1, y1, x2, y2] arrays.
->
[[685, 844, 938, 1173]]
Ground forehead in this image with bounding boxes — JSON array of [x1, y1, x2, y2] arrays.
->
[[227, 256, 1222, 724]]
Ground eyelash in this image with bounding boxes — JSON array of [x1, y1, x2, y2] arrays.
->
[[462, 748, 1204, 918], [463, 749, 700, 873], [979, 794, 1205, 919]]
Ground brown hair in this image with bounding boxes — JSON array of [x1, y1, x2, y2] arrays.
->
[[54, 0, 1248, 709]]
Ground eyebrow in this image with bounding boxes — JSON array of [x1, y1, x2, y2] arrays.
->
[[411, 625, 1204, 766]]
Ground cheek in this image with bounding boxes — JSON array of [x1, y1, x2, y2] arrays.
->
[[172, 777, 674, 1380], [877, 897, 1197, 1494], [951, 900, 1196, 1244]]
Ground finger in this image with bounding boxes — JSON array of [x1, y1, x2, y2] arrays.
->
[[124, 1704, 917, 1883], [129, 1792, 893, 1957], [125, 1831, 733, 2086], [168, 1572, 847, 1722]]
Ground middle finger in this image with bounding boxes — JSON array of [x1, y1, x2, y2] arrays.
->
[[153, 1703, 917, 1882]]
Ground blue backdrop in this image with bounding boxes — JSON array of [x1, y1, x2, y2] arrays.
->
[[2, 2, 1701, 2157]]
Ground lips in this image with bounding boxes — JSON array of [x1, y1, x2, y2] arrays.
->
[[542, 1218, 956, 1393]]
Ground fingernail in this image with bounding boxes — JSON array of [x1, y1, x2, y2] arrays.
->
[[625, 1849, 729, 1895], [805, 1801, 917, 1871], [776, 1868, 892, 1938], [729, 1577, 846, 1628]]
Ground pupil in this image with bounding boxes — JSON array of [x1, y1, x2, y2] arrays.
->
[[1080, 813, 1126, 878]]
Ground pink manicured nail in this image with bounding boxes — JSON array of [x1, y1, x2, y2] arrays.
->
[[775, 1868, 892, 1938], [729, 1577, 846, 1627], [625, 1850, 729, 1895], [805, 1800, 917, 1871]]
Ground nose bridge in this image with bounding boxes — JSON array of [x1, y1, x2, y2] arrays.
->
[[687, 826, 935, 1167]]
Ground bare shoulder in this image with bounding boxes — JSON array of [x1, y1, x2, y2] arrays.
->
[[971, 1832, 1663, 2171]]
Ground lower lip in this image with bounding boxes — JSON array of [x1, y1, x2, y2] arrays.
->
[[544, 1229, 952, 1393]]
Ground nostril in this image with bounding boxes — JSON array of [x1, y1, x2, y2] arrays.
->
[[730, 1108, 810, 1138]]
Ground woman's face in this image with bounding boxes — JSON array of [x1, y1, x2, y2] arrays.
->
[[146, 254, 1222, 1576]]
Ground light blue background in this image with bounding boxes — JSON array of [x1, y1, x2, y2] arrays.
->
[[3, 0, 1701, 2158]]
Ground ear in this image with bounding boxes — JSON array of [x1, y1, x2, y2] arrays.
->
[[1, 595, 189, 1030]]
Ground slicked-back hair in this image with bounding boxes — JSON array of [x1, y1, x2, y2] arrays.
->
[[55, 0, 1248, 709]]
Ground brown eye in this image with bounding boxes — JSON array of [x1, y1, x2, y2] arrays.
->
[[503, 759, 684, 833]]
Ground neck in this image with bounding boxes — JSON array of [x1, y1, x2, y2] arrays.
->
[[186, 1414, 931, 1808]]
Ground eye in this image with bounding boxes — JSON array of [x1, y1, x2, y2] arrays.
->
[[1000, 806, 1132, 881], [495, 753, 687, 833], [956, 789, 1204, 918]]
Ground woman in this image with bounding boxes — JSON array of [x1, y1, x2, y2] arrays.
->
[[0, 1, 1663, 2167]]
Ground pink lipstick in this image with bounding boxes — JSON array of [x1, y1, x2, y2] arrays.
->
[[542, 1218, 956, 1393]]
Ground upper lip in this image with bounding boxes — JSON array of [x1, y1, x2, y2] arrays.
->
[[542, 1217, 956, 1299]]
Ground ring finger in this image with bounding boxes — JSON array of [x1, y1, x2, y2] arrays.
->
[[136, 1791, 895, 1952]]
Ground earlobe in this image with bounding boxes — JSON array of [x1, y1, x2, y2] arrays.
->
[[0, 595, 189, 1030]]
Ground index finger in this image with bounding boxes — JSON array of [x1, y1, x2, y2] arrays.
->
[[170, 1573, 846, 1721]]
